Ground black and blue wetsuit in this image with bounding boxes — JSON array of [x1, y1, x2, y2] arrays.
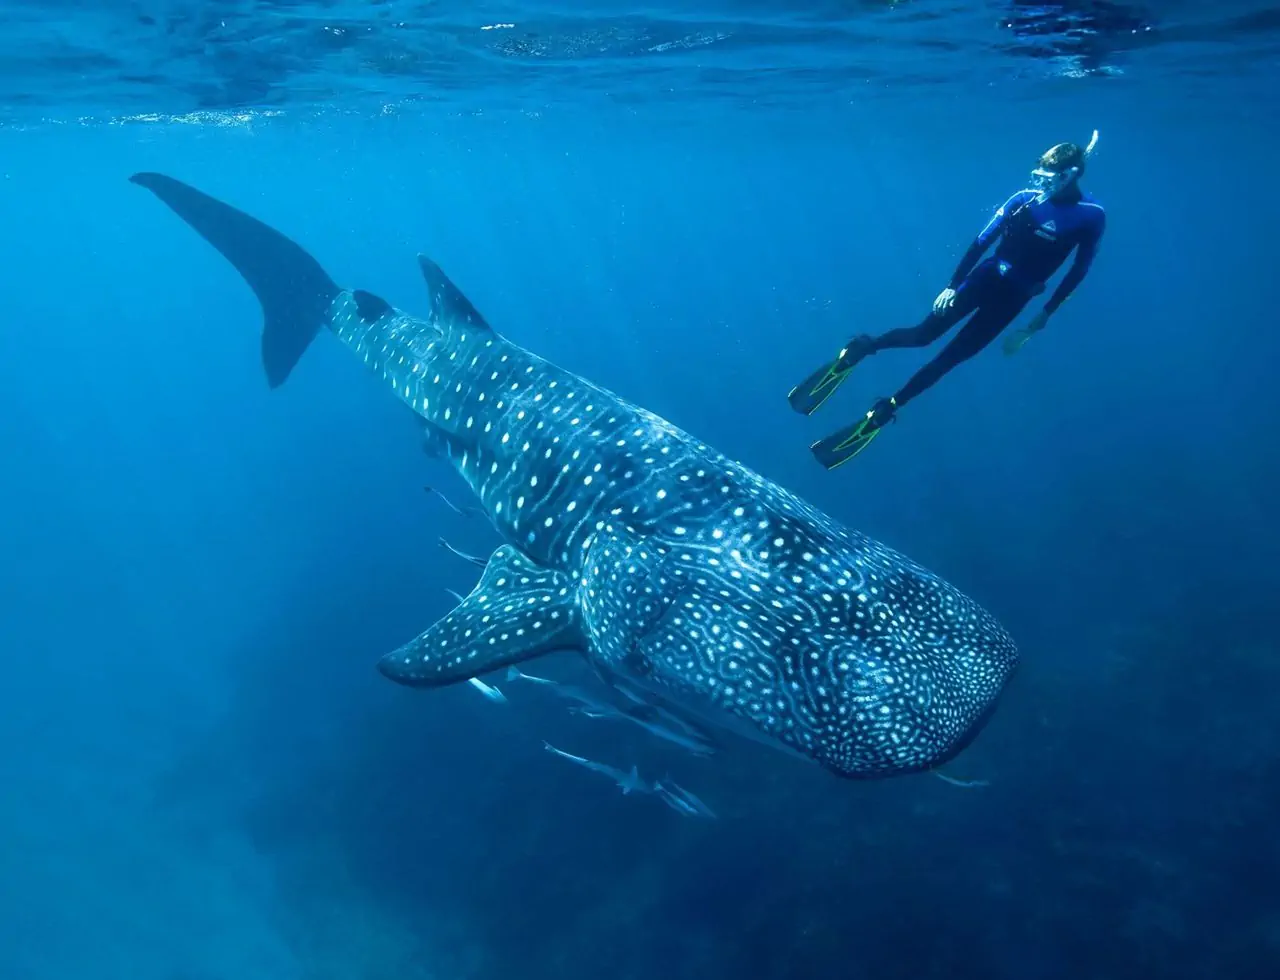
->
[[873, 185, 1106, 406]]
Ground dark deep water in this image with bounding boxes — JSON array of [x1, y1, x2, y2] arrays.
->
[[2, 3, 1279, 978]]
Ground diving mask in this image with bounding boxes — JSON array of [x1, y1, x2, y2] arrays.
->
[[1031, 129, 1099, 199]]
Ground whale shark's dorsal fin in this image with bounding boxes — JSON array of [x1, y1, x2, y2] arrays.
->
[[377, 544, 581, 687], [129, 172, 342, 388], [416, 254, 492, 333]]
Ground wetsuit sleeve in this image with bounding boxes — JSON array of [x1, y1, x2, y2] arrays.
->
[[1044, 207, 1106, 314], [947, 192, 1028, 288]]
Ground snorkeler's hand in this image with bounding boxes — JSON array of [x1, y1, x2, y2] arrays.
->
[[932, 288, 957, 315]]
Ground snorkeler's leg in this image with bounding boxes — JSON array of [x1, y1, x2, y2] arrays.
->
[[809, 294, 1028, 469], [866, 276, 985, 353], [891, 297, 1026, 407], [788, 288, 977, 416]]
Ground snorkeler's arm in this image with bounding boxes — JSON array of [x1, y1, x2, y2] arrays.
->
[[947, 191, 1033, 288], [1044, 207, 1106, 315]]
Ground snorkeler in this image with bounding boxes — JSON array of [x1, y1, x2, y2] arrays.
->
[[790, 132, 1107, 468]]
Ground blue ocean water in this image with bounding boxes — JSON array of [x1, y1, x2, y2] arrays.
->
[[1, 2, 1278, 978]]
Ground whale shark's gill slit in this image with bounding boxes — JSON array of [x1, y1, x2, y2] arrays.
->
[[378, 545, 583, 687], [128, 172, 340, 389]]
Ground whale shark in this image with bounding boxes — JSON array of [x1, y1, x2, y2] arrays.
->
[[130, 172, 1019, 779]]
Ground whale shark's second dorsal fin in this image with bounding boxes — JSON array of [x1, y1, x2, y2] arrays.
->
[[377, 545, 580, 687], [416, 254, 492, 333]]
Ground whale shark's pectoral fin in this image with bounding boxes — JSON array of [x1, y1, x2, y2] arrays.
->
[[377, 545, 581, 687], [417, 254, 493, 333]]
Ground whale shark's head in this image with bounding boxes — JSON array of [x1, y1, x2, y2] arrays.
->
[[580, 508, 1018, 779], [802, 598, 1017, 777]]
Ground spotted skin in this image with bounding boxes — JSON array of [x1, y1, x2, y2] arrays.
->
[[335, 264, 1015, 778], [134, 176, 1019, 779], [391, 544, 580, 682]]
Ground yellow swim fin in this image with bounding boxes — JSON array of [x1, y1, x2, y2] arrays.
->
[[787, 337, 872, 416], [809, 397, 897, 470]]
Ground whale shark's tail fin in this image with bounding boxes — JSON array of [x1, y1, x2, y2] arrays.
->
[[129, 172, 342, 388]]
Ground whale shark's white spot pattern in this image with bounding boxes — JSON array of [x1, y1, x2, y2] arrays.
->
[[379, 544, 581, 684], [321, 285, 1017, 778]]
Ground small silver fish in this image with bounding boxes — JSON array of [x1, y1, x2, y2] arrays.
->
[[543, 742, 649, 795], [652, 777, 718, 819], [505, 665, 559, 688], [598, 669, 720, 747], [438, 537, 487, 568], [466, 677, 507, 704], [566, 705, 619, 721], [510, 668, 716, 756], [506, 666, 619, 714], [423, 484, 481, 518], [618, 703, 717, 757]]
